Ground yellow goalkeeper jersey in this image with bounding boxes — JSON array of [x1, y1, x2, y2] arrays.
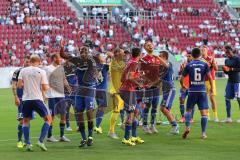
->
[[109, 59, 126, 94]]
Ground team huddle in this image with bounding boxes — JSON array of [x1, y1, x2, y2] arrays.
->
[[11, 40, 240, 151]]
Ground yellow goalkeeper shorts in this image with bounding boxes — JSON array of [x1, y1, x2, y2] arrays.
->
[[206, 80, 217, 96]]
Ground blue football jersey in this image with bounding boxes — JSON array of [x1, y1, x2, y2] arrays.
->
[[96, 64, 109, 89], [182, 60, 210, 92], [162, 62, 175, 88], [64, 62, 78, 86], [12, 68, 23, 98], [68, 56, 98, 86]]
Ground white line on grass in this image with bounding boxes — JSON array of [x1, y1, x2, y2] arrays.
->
[[0, 132, 80, 143]]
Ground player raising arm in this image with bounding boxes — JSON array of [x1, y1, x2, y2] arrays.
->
[[159, 51, 179, 135], [201, 46, 219, 122], [181, 48, 213, 139], [18, 55, 52, 151], [60, 40, 99, 148]]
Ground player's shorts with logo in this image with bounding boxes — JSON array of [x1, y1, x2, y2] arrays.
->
[[161, 89, 176, 109], [48, 97, 66, 116], [22, 100, 50, 118], [143, 87, 160, 107], [225, 82, 240, 99], [96, 89, 108, 107], [120, 90, 137, 113], [75, 86, 95, 112], [187, 92, 209, 110]]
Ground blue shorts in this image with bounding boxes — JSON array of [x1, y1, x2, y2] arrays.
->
[[120, 90, 137, 113], [143, 87, 160, 108], [75, 86, 95, 112], [187, 92, 209, 110], [65, 95, 76, 107], [22, 100, 50, 118], [225, 82, 240, 99], [48, 97, 66, 116], [96, 89, 108, 107], [75, 96, 95, 112], [179, 88, 188, 100], [161, 89, 176, 109]]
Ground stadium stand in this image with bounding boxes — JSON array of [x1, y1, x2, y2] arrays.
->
[[129, 0, 239, 57], [0, 0, 131, 67], [0, 0, 239, 67]]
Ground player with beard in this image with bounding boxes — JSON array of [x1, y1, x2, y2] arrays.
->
[[44, 53, 71, 142], [141, 40, 167, 134], [60, 41, 99, 148], [178, 53, 194, 123], [222, 46, 240, 123], [201, 46, 219, 122]]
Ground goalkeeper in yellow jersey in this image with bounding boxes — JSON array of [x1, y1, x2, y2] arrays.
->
[[108, 48, 126, 139]]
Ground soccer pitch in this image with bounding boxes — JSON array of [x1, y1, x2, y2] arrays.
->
[[0, 79, 240, 160]]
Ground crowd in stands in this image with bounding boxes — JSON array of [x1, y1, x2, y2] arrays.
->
[[0, 0, 240, 67]]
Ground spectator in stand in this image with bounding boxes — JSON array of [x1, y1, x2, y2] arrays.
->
[[43, 34, 51, 45], [92, 6, 97, 19], [83, 7, 88, 17], [103, 7, 108, 19], [108, 26, 114, 38]]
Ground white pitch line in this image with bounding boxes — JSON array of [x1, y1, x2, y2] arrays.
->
[[0, 133, 81, 143]]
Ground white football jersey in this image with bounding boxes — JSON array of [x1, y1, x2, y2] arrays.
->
[[18, 66, 48, 101], [43, 64, 65, 98]]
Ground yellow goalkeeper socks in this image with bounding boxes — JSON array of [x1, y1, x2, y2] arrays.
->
[[213, 111, 218, 119], [109, 112, 119, 133]]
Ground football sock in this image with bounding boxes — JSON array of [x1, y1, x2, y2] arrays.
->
[[66, 111, 70, 128], [47, 125, 53, 138], [124, 124, 132, 140], [171, 120, 177, 127], [150, 108, 157, 126], [180, 104, 185, 117], [39, 122, 50, 143], [120, 110, 125, 123], [109, 112, 119, 133], [79, 125, 87, 140], [132, 120, 138, 137], [191, 108, 195, 119], [226, 99, 231, 118], [23, 124, 30, 144], [60, 123, 65, 137], [88, 121, 93, 137], [201, 115, 208, 133], [185, 112, 191, 129], [140, 106, 144, 120], [213, 111, 218, 119], [96, 110, 104, 128], [237, 98, 240, 108], [17, 124, 23, 142], [143, 107, 149, 126]]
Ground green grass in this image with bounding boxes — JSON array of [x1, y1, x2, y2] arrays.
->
[[0, 79, 240, 160]]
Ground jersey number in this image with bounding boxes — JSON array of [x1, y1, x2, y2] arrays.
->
[[194, 68, 201, 81]]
